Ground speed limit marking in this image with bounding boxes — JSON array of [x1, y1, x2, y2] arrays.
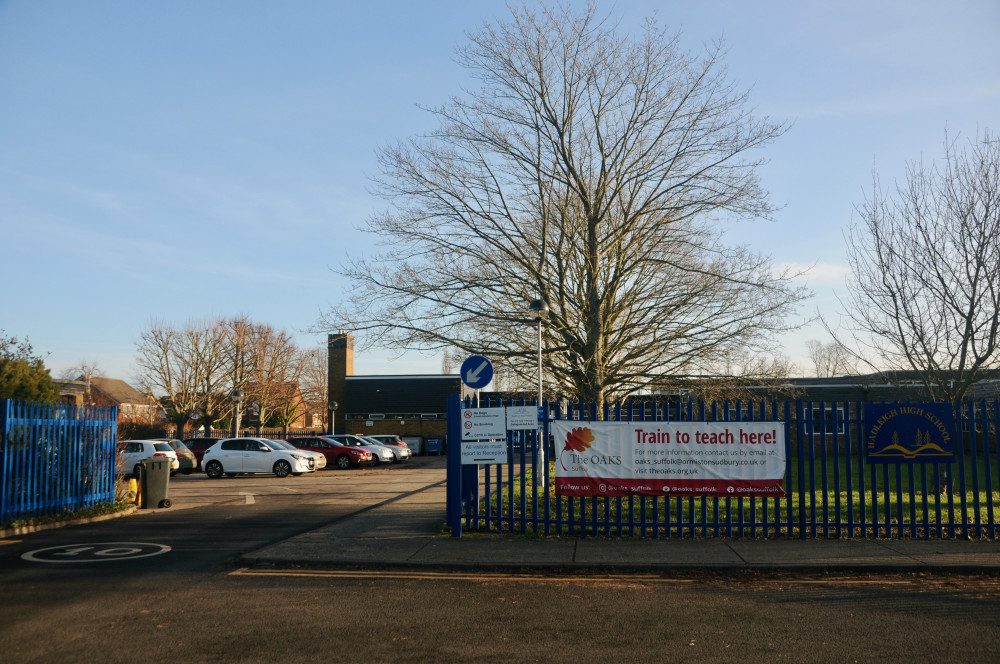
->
[[21, 542, 171, 563]]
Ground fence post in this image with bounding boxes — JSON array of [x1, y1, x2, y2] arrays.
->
[[446, 393, 463, 537], [0, 399, 8, 524]]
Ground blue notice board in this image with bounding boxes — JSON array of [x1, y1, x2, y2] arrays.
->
[[864, 402, 955, 463]]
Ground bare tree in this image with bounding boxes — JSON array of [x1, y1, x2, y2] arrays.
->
[[835, 129, 1000, 402], [243, 324, 302, 434], [320, 2, 806, 403], [298, 346, 330, 429], [135, 321, 202, 439], [59, 359, 103, 402], [804, 340, 855, 378]]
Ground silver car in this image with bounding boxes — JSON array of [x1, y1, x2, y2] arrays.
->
[[361, 435, 412, 462], [325, 434, 395, 464]]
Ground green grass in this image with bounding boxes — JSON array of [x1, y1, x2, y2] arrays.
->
[[1, 501, 134, 531], [474, 455, 1000, 538]]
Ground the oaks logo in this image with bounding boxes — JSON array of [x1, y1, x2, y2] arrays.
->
[[559, 426, 623, 470], [560, 427, 594, 470]]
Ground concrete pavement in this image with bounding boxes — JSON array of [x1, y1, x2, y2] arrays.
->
[[240, 478, 1000, 573]]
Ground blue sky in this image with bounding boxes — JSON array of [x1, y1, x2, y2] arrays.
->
[[2, 0, 998, 382]]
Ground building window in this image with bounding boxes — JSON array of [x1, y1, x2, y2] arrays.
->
[[807, 406, 845, 436]]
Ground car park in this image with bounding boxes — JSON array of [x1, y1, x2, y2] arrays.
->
[[265, 438, 327, 469], [361, 435, 411, 462], [325, 434, 395, 464], [116, 440, 179, 477], [202, 437, 316, 478], [286, 436, 375, 469]]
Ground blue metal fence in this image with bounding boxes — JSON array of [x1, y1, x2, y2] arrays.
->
[[447, 394, 1000, 539], [1, 399, 118, 524]]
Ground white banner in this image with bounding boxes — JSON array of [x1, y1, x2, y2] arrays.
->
[[551, 420, 786, 497]]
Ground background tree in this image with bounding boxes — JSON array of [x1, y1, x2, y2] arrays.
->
[[834, 130, 1000, 402], [320, 2, 805, 402], [804, 340, 855, 378], [59, 359, 103, 403], [243, 324, 301, 435], [298, 346, 330, 429], [135, 322, 202, 438], [0, 331, 59, 403]]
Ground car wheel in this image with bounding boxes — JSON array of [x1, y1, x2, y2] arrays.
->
[[205, 460, 223, 479], [132, 463, 143, 478], [334, 455, 350, 469], [273, 460, 292, 478]]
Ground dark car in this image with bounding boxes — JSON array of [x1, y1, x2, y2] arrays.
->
[[286, 436, 374, 470], [182, 437, 222, 471], [157, 439, 197, 474]]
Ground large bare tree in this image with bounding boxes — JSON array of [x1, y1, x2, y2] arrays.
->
[[836, 129, 1000, 402], [321, 2, 806, 402]]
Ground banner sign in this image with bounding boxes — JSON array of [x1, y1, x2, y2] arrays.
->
[[551, 421, 786, 497], [864, 403, 955, 463]]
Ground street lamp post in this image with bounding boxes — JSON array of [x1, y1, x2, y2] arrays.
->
[[527, 299, 549, 488], [328, 400, 338, 435], [230, 390, 245, 438]]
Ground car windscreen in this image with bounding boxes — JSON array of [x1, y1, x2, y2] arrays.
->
[[154, 443, 173, 452]]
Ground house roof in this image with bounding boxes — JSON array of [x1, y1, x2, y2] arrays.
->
[[85, 377, 151, 405]]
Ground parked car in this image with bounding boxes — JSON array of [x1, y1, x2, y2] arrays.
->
[[361, 435, 412, 462], [202, 437, 316, 479], [324, 434, 395, 464], [286, 436, 375, 469], [148, 438, 197, 475], [265, 438, 327, 469], [182, 437, 222, 470], [116, 440, 179, 477]]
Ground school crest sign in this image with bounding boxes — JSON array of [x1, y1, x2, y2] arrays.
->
[[863, 403, 955, 463]]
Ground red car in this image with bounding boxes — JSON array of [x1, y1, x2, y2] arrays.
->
[[182, 437, 222, 471], [285, 436, 374, 470]]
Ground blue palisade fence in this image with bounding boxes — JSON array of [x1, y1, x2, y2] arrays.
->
[[1, 399, 118, 524], [447, 395, 999, 539]]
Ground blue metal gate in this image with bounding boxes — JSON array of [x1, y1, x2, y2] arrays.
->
[[446, 394, 999, 539], [1, 399, 118, 524]]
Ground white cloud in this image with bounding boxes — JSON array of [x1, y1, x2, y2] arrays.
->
[[781, 262, 851, 286]]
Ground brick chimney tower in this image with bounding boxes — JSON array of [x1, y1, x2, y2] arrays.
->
[[327, 331, 354, 425]]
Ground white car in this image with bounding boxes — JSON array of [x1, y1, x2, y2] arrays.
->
[[326, 434, 395, 464], [266, 438, 327, 469], [117, 440, 179, 477], [362, 435, 412, 462], [202, 437, 316, 478]]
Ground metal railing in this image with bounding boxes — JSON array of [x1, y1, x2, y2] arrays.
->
[[1, 399, 118, 524], [447, 395, 999, 539]]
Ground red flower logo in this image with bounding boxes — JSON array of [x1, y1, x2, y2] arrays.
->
[[563, 427, 594, 453]]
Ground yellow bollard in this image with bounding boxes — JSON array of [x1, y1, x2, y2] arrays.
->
[[127, 477, 139, 505]]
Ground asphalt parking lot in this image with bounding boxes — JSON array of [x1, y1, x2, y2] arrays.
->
[[153, 453, 448, 514]]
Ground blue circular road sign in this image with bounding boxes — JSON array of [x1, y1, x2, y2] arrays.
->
[[460, 355, 494, 390]]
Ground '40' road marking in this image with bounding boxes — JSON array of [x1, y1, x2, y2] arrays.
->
[[21, 542, 171, 563]]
